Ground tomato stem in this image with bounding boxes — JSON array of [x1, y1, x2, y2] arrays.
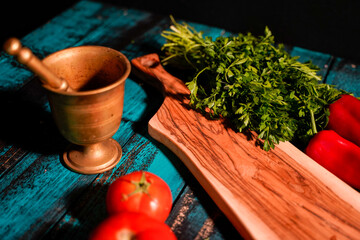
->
[[128, 171, 151, 197]]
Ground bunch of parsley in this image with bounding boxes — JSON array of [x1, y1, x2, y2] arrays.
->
[[161, 17, 347, 151]]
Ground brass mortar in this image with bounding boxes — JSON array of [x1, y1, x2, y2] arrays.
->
[[42, 46, 130, 174]]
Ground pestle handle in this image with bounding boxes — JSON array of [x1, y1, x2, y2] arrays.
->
[[3, 38, 72, 92]]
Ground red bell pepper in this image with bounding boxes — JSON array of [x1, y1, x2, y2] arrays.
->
[[326, 94, 360, 147], [305, 130, 360, 189]]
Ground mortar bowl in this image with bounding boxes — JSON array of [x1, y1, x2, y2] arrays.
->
[[42, 46, 130, 174]]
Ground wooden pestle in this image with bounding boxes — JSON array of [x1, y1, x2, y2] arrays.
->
[[3, 38, 73, 92]]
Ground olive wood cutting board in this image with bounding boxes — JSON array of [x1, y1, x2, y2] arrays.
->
[[131, 53, 360, 239]]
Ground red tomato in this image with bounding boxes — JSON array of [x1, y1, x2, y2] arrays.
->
[[106, 171, 172, 222], [89, 212, 177, 240]]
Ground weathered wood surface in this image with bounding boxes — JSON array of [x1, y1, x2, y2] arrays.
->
[[0, 0, 359, 239]]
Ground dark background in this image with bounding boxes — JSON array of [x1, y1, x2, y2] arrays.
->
[[1, 0, 359, 62]]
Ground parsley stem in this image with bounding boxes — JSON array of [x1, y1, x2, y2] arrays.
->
[[310, 109, 318, 134], [194, 66, 209, 79], [161, 18, 348, 150]]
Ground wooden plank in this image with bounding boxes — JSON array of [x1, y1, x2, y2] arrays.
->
[[0, 1, 103, 91], [118, 18, 229, 69], [0, 0, 154, 171], [1, 2, 358, 239], [43, 14, 360, 240], [0, 75, 190, 240], [40, 17, 189, 240], [132, 53, 360, 239], [167, 185, 241, 240], [41, 132, 185, 240], [0, 1, 156, 91], [326, 57, 360, 97], [0, 146, 28, 176], [290, 46, 333, 80], [0, 3, 221, 240], [0, 0, 150, 169], [39, 15, 234, 240], [291, 48, 360, 97], [0, 2, 189, 239], [0, 80, 62, 177], [0, 80, 163, 239], [0, 77, 160, 188]]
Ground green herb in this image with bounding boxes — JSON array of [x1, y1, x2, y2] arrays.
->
[[161, 17, 348, 151]]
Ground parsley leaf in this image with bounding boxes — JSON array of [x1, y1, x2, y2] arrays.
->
[[161, 17, 348, 151]]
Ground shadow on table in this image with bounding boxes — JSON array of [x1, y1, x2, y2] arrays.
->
[[0, 88, 67, 155], [32, 183, 108, 240]]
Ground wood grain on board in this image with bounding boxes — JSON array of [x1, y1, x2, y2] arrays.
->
[[132, 53, 360, 240], [1, 1, 360, 239]]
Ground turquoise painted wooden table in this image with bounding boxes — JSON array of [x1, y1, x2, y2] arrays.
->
[[1, 1, 359, 239]]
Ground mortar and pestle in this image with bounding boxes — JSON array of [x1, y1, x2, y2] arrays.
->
[[4, 38, 131, 174]]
